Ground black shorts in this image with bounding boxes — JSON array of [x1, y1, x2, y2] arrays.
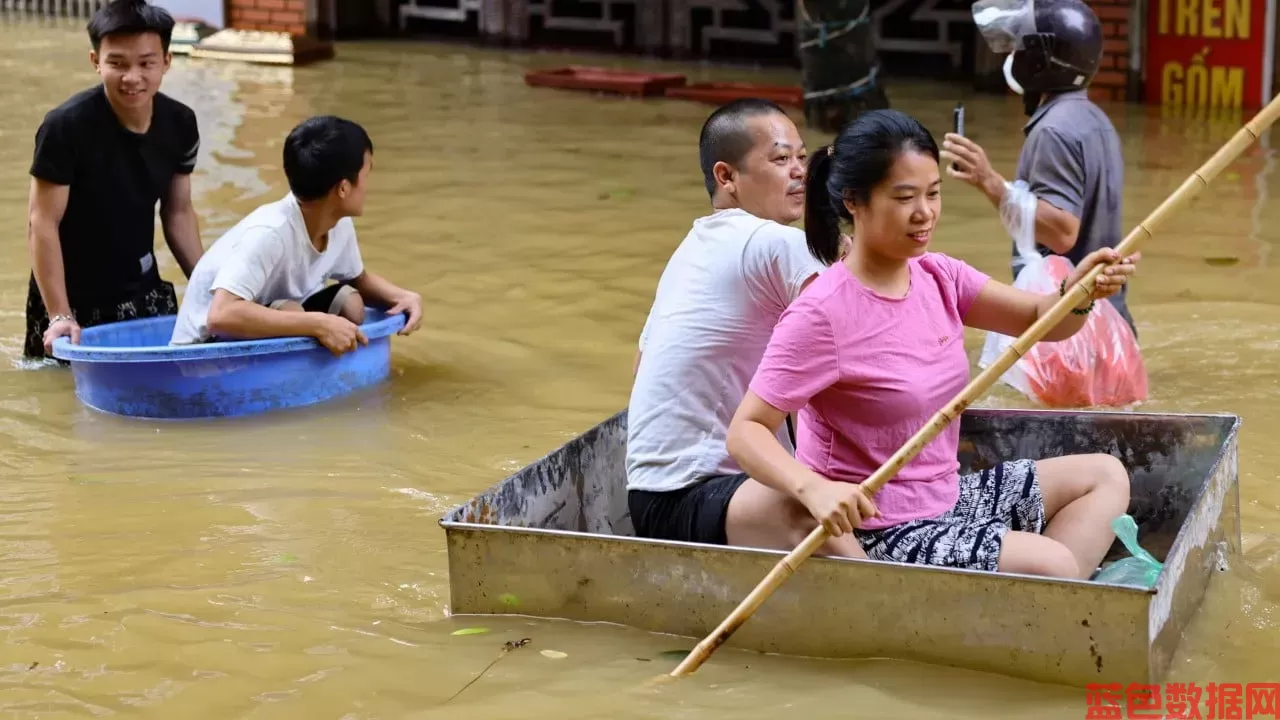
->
[[24, 272, 178, 360], [267, 282, 359, 315], [628, 473, 749, 545]]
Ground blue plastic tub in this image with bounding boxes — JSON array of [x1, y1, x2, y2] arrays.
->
[[50, 309, 406, 420]]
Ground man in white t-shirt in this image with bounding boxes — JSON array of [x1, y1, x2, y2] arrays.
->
[[170, 116, 422, 352], [627, 99, 866, 560]]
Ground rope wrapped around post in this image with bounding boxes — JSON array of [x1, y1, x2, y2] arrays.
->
[[797, 0, 889, 132]]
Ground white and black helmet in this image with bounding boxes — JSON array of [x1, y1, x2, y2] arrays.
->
[[974, 0, 1104, 110]]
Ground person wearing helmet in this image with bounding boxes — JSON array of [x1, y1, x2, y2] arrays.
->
[[940, 0, 1136, 336]]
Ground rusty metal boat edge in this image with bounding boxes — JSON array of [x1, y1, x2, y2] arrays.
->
[[439, 407, 1241, 688]]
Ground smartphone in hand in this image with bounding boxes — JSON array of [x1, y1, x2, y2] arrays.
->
[[950, 102, 965, 172]]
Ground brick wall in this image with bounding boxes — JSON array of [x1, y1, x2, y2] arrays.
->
[[1088, 0, 1132, 102], [227, 0, 307, 36]]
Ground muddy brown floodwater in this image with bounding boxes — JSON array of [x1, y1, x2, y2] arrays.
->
[[0, 21, 1277, 720]]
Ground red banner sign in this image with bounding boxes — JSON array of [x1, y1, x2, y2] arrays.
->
[[1145, 0, 1276, 109]]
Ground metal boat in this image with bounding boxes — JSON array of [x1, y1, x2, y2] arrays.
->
[[440, 408, 1241, 687]]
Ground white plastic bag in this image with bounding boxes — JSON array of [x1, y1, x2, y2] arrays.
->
[[978, 180, 1042, 398]]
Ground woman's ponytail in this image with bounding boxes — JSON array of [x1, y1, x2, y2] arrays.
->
[[804, 145, 843, 266]]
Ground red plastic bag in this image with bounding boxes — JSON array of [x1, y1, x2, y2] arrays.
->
[[979, 254, 1148, 409], [1021, 256, 1148, 407]]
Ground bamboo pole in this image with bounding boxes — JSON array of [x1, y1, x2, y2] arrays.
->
[[666, 92, 1280, 680]]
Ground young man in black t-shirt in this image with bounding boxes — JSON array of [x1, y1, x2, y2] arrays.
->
[[25, 0, 204, 360]]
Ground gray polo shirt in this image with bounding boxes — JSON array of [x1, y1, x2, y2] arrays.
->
[[1013, 90, 1133, 334]]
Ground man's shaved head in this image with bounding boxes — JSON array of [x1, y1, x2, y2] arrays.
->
[[695, 98, 807, 225], [698, 98, 790, 199]]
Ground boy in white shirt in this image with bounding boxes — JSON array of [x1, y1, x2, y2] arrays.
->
[[170, 115, 422, 353]]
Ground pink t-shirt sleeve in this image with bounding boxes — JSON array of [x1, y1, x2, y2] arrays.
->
[[749, 300, 840, 413], [934, 253, 991, 317]]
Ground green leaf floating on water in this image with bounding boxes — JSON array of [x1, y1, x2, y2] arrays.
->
[[274, 553, 298, 564], [659, 649, 691, 659], [499, 593, 519, 608], [451, 627, 490, 636], [1204, 257, 1240, 267]]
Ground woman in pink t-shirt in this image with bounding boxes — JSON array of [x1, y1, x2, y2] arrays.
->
[[725, 110, 1139, 579]]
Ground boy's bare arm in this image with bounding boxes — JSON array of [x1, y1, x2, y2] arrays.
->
[[350, 271, 422, 335]]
